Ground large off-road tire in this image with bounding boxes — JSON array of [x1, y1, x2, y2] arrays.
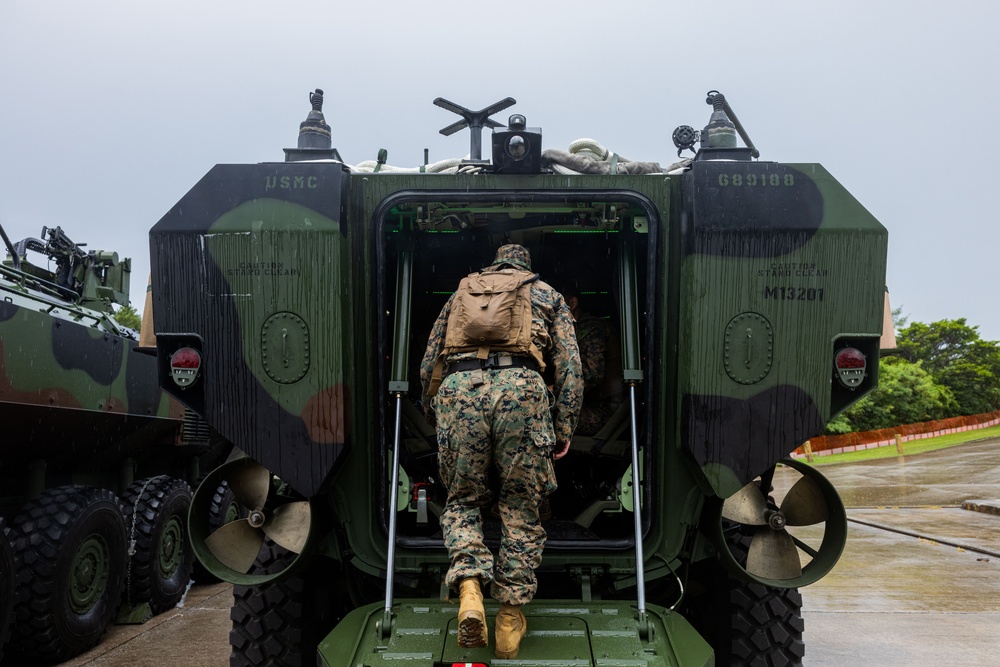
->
[[8, 485, 127, 663], [685, 531, 805, 667], [0, 516, 16, 664], [727, 581, 804, 666], [122, 475, 195, 614], [229, 541, 344, 667]]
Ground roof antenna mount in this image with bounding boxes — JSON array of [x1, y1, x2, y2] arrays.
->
[[434, 97, 516, 164]]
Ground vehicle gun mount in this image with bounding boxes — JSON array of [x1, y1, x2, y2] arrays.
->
[[1, 223, 130, 312]]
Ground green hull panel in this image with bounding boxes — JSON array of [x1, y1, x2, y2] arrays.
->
[[319, 600, 712, 667]]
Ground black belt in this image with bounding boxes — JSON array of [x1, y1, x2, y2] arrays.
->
[[444, 354, 539, 378]]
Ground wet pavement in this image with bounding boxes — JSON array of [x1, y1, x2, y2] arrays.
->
[[54, 583, 232, 667], [809, 437, 1000, 508], [802, 437, 1000, 666], [44, 437, 1000, 667]]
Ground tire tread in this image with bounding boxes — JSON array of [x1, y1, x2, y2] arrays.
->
[[8, 485, 126, 663]]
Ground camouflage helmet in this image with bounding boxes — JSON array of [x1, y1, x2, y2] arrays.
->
[[491, 243, 532, 271]]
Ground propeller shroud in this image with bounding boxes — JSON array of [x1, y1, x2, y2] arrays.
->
[[189, 457, 316, 585], [707, 457, 847, 589]]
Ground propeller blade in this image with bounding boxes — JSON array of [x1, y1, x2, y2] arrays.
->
[[746, 528, 802, 580], [205, 519, 264, 574], [781, 475, 828, 526], [262, 501, 312, 554], [722, 483, 769, 525], [227, 461, 271, 510]]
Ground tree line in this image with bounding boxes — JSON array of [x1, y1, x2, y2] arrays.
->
[[827, 314, 1000, 434]]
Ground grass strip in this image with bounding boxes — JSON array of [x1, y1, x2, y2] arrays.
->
[[805, 425, 1000, 466]]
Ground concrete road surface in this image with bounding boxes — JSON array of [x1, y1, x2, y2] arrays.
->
[[55, 583, 232, 667], [802, 437, 1000, 666], [46, 437, 1000, 667]]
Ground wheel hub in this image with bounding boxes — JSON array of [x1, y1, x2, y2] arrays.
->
[[70, 535, 110, 613], [159, 516, 185, 576]]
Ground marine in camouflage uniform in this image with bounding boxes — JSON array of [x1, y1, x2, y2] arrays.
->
[[420, 244, 583, 607], [566, 296, 625, 437]]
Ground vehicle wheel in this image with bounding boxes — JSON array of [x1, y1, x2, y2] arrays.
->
[[0, 516, 16, 664], [685, 531, 805, 667], [7, 485, 127, 663], [191, 479, 248, 584], [728, 579, 804, 666], [230, 540, 343, 667], [209, 479, 247, 532], [122, 476, 195, 614]]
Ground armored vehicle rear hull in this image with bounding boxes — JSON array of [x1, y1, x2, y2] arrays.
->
[[151, 92, 888, 666]]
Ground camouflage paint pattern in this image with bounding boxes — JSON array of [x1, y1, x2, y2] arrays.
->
[[0, 257, 185, 478], [434, 367, 556, 605], [151, 135, 887, 666], [150, 163, 352, 497], [155, 166, 886, 581], [675, 161, 888, 497]]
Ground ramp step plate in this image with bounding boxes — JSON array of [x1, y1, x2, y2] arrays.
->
[[321, 601, 687, 666]]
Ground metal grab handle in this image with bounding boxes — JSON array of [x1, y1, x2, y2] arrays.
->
[[382, 394, 404, 638], [618, 234, 647, 626], [628, 384, 646, 619], [383, 236, 414, 636]]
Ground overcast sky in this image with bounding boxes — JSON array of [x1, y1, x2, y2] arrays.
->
[[2, 1, 997, 341]]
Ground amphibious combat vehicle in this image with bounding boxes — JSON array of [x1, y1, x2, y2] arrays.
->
[[149, 90, 888, 666], [0, 224, 228, 664]]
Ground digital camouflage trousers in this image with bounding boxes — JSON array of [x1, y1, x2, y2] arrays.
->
[[434, 366, 558, 606]]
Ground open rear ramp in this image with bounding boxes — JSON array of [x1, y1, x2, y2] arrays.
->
[[319, 601, 712, 667]]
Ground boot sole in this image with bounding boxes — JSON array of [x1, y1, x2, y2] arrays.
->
[[458, 614, 488, 648]]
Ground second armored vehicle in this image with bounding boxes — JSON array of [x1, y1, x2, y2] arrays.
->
[[0, 224, 228, 663]]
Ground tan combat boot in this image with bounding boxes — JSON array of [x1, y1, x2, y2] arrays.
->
[[495, 604, 527, 659], [457, 579, 487, 648]]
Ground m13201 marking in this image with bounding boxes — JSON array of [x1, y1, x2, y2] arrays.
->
[[764, 286, 825, 301], [718, 173, 795, 187]]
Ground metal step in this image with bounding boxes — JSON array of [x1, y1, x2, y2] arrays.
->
[[318, 599, 712, 667]]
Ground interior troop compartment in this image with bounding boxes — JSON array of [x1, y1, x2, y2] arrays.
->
[[375, 191, 658, 552]]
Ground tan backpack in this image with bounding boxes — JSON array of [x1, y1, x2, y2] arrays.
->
[[427, 268, 546, 396]]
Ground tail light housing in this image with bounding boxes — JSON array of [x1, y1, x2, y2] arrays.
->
[[834, 347, 866, 389]]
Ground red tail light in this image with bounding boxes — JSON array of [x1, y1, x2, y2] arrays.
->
[[834, 347, 866, 388], [170, 347, 202, 387]]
